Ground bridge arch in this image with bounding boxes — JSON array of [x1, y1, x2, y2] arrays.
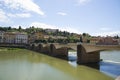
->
[[30, 43, 35, 50], [27, 43, 119, 64], [37, 43, 43, 52], [77, 44, 100, 64], [50, 44, 68, 60]]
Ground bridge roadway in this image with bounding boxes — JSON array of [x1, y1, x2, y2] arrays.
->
[[28, 43, 120, 64], [41, 43, 120, 53]]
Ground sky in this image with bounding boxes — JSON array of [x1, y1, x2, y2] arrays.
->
[[0, 0, 120, 36]]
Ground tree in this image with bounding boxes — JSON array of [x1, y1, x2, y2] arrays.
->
[[114, 35, 119, 39], [8, 26, 11, 30], [32, 26, 35, 29], [87, 39, 90, 43], [82, 33, 86, 37], [19, 26, 22, 31], [80, 36, 83, 42], [116, 35, 119, 39], [48, 37, 54, 43]]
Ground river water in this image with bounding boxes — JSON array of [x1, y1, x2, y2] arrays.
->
[[0, 48, 118, 80], [69, 50, 120, 78], [100, 50, 120, 78]]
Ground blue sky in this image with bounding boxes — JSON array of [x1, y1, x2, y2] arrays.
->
[[0, 0, 120, 36]]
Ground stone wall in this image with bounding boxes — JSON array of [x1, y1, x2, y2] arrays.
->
[[77, 44, 100, 64], [50, 44, 68, 60], [27, 43, 101, 63], [28, 43, 68, 60]]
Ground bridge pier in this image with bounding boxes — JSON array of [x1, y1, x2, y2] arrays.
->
[[43, 45, 51, 55], [28, 43, 101, 63], [50, 44, 68, 60], [31, 44, 35, 50], [37, 44, 43, 52], [39, 44, 51, 55], [77, 44, 100, 64]]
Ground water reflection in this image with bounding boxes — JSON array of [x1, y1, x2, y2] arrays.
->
[[100, 50, 120, 78], [100, 61, 120, 77], [69, 50, 120, 78], [0, 49, 114, 80], [82, 63, 100, 70]]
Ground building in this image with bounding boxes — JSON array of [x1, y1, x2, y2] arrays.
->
[[97, 36, 119, 45], [29, 32, 44, 43], [45, 29, 58, 33], [44, 35, 67, 40], [1, 32, 28, 44], [0, 31, 4, 43], [119, 38, 120, 44], [15, 33, 28, 44], [90, 37, 99, 44], [4, 32, 16, 44]]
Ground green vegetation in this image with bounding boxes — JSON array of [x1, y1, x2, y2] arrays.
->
[[0, 26, 81, 43], [68, 50, 76, 52], [0, 47, 21, 51], [1, 26, 119, 44]]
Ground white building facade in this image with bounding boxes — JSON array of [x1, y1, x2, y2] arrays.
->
[[15, 33, 28, 44], [0, 32, 28, 44], [0, 31, 4, 43]]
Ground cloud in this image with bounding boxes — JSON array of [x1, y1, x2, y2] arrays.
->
[[30, 22, 81, 33], [100, 27, 111, 31], [30, 22, 57, 29], [59, 26, 80, 34], [0, 9, 9, 22], [77, 0, 91, 5], [57, 12, 67, 16], [7, 13, 31, 18], [0, 0, 45, 16]]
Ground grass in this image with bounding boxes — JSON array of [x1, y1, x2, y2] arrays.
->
[[0, 47, 21, 51]]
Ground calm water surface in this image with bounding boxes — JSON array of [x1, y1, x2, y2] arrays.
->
[[0, 49, 114, 80]]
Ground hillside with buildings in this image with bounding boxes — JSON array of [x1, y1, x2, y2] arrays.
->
[[0, 26, 119, 45]]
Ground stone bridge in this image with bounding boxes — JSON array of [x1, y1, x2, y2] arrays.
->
[[27, 43, 120, 64]]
